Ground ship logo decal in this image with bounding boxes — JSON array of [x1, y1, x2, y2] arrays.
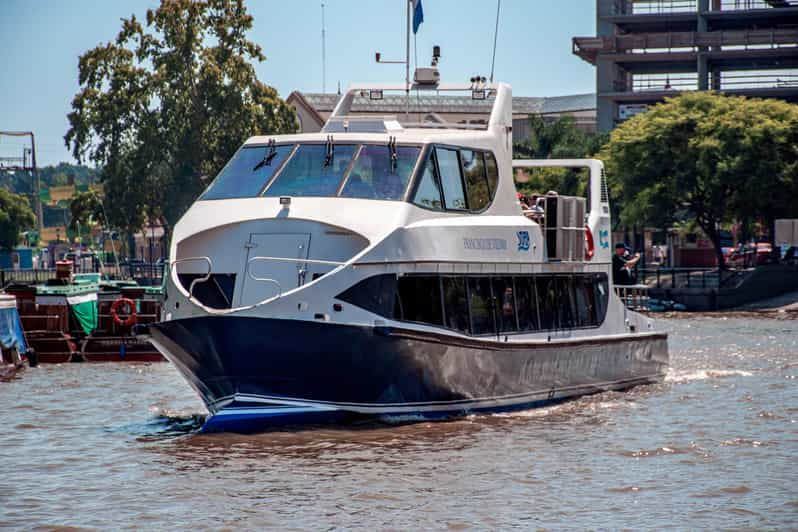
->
[[599, 230, 610, 249], [517, 231, 530, 252]]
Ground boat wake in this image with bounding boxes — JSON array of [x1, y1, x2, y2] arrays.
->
[[111, 410, 207, 440], [665, 369, 753, 383]]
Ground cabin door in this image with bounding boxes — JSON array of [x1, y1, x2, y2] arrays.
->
[[240, 233, 311, 307]]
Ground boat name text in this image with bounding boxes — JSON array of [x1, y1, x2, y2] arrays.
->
[[463, 237, 507, 251]]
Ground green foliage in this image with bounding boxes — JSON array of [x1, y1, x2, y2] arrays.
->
[[513, 115, 608, 197], [0, 189, 36, 250], [65, 0, 297, 235], [69, 191, 105, 231], [1, 163, 99, 197], [600, 91, 798, 268]]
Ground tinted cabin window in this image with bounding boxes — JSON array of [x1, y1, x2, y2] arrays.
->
[[412, 153, 444, 210], [442, 277, 470, 334], [468, 277, 495, 335], [556, 276, 577, 328], [492, 277, 517, 333], [461, 150, 489, 211], [177, 273, 236, 309], [336, 274, 397, 317], [436, 148, 467, 210], [594, 273, 610, 326], [574, 275, 598, 327], [340, 145, 420, 200], [264, 143, 357, 197], [397, 276, 443, 326], [485, 152, 499, 199], [536, 276, 557, 330], [514, 276, 539, 331], [201, 145, 293, 200]]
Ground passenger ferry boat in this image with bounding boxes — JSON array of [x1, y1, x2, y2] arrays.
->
[[144, 77, 669, 432]]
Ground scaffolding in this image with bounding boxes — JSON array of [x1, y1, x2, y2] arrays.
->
[[0, 132, 43, 232]]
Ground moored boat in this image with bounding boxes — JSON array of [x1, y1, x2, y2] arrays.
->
[[7, 269, 164, 363], [0, 294, 31, 379], [142, 71, 669, 433]]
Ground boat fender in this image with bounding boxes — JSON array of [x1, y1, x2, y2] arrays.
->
[[110, 297, 137, 328], [584, 225, 595, 260]]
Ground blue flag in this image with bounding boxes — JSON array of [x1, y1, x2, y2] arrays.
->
[[412, 0, 424, 34]]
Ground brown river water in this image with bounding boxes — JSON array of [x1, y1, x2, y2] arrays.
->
[[1, 316, 797, 530]]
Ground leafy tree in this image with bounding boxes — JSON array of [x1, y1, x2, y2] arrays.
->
[[69, 191, 105, 231], [65, 0, 297, 240], [513, 115, 608, 198], [600, 92, 798, 269], [0, 189, 36, 250]]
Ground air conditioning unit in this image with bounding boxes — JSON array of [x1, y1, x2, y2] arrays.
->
[[414, 67, 440, 85], [544, 194, 586, 262]]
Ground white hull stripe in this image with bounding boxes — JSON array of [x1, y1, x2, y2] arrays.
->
[[208, 374, 663, 415]]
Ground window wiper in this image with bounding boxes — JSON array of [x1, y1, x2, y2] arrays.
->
[[388, 136, 398, 173], [323, 135, 334, 168], [253, 139, 277, 171]]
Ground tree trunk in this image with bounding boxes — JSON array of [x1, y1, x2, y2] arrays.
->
[[699, 219, 726, 271]]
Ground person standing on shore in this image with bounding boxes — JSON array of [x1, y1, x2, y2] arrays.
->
[[613, 243, 640, 285]]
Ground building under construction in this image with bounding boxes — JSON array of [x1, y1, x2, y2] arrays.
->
[[574, 0, 798, 131]]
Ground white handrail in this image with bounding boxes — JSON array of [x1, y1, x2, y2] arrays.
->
[[246, 256, 347, 267], [170, 256, 212, 301]]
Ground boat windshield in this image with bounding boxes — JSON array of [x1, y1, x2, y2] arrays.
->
[[339, 145, 421, 200], [201, 144, 293, 200], [200, 142, 422, 201], [265, 144, 358, 197]]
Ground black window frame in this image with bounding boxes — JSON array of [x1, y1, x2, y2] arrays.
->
[[410, 146, 445, 211], [409, 144, 500, 214], [435, 146, 469, 211], [459, 149, 491, 212], [336, 272, 609, 336]]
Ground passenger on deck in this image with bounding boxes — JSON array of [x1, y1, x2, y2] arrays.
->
[[612, 243, 640, 285]]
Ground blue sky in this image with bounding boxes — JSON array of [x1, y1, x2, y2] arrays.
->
[[0, 0, 596, 167]]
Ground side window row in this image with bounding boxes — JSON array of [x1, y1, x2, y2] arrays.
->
[[337, 273, 610, 336], [413, 146, 499, 212]]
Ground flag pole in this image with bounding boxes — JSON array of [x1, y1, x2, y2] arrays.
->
[[406, 0, 411, 119]]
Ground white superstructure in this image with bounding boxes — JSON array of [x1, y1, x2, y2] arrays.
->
[[147, 80, 668, 433]]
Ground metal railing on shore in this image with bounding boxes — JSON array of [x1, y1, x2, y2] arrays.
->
[[636, 266, 748, 290], [0, 263, 165, 288]]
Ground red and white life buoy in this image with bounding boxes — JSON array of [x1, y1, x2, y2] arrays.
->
[[584, 225, 595, 261], [110, 297, 137, 328]]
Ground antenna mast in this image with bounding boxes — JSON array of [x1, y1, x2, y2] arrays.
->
[[321, 2, 327, 93], [405, 0, 411, 119], [490, 0, 501, 83]]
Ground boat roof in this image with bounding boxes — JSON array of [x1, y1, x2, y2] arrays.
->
[[248, 82, 512, 145]]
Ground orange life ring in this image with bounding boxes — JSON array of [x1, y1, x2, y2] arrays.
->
[[584, 225, 595, 261], [110, 297, 137, 327]]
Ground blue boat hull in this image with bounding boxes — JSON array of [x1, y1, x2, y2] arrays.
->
[[148, 316, 668, 433]]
